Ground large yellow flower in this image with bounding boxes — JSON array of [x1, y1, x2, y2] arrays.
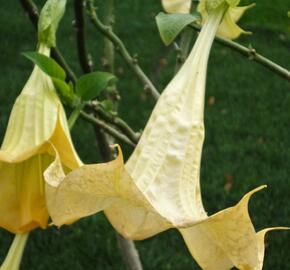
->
[[43, 1, 286, 269], [0, 43, 82, 234]]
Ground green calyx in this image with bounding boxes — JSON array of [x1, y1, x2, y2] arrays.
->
[[38, 0, 67, 48]]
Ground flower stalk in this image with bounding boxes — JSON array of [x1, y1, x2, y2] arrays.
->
[[0, 234, 29, 270]]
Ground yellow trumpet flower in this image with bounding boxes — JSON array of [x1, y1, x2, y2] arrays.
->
[[0, 43, 82, 234], [198, 0, 255, 39], [43, 1, 286, 269]]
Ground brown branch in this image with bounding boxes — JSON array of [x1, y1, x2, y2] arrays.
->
[[80, 111, 136, 147], [189, 24, 290, 83], [117, 234, 143, 270], [86, 0, 160, 101], [74, 0, 93, 73], [86, 102, 140, 143]]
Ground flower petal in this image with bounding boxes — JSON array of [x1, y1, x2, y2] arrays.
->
[[0, 153, 53, 233], [50, 105, 83, 169], [217, 5, 254, 39], [44, 146, 171, 238], [162, 0, 192, 14], [198, 2, 254, 39], [179, 186, 275, 270], [0, 65, 59, 162]]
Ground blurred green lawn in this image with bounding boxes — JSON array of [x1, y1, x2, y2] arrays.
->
[[0, 0, 290, 269]]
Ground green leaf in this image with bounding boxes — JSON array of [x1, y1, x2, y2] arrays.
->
[[76, 72, 116, 101], [156, 12, 200, 46], [100, 100, 116, 114], [38, 0, 67, 47], [52, 78, 80, 107], [23, 52, 66, 80]]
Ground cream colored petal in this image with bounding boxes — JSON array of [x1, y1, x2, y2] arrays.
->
[[0, 153, 53, 233], [198, 2, 254, 39], [180, 186, 279, 270], [229, 4, 255, 22], [50, 105, 83, 170], [125, 8, 224, 227], [45, 146, 171, 238], [162, 0, 191, 14], [104, 168, 172, 240], [0, 65, 59, 162], [44, 147, 122, 226], [256, 227, 289, 268], [217, 6, 253, 39]]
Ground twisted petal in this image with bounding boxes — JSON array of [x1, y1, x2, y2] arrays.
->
[[217, 5, 255, 39], [44, 155, 284, 269], [180, 186, 270, 270], [44, 146, 171, 239], [198, 1, 255, 39]]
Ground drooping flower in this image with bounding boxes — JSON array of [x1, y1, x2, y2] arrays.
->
[[0, 42, 82, 234], [44, 1, 286, 269], [198, 0, 255, 39], [162, 0, 254, 40]]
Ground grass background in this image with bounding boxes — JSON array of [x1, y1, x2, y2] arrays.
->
[[0, 0, 290, 269]]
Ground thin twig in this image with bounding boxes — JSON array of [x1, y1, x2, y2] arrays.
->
[[189, 24, 290, 83], [80, 111, 136, 147], [86, 102, 140, 143], [117, 234, 143, 270], [86, 0, 160, 101], [74, 0, 93, 73], [19, 0, 77, 83]]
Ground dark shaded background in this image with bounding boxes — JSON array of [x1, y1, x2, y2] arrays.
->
[[0, 0, 289, 269]]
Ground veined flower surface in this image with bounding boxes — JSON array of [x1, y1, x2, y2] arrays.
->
[[0, 43, 82, 233], [44, 2, 286, 269]]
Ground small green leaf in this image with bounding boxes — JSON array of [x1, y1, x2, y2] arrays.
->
[[23, 52, 66, 80], [38, 0, 67, 47], [156, 12, 200, 46], [52, 78, 79, 107], [76, 72, 116, 101], [100, 100, 116, 114]]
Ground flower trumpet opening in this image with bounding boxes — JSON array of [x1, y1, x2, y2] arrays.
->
[[198, 0, 255, 39], [0, 43, 81, 234]]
